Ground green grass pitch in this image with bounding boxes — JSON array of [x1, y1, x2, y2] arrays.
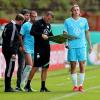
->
[[0, 66, 100, 100]]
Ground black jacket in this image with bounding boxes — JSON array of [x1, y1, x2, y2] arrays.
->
[[30, 18, 53, 47], [2, 22, 20, 54]]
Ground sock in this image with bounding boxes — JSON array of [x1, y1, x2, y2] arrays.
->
[[21, 65, 32, 86], [26, 80, 31, 87], [71, 73, 78, 87], [41, 81, 45, 89], [79, 73, 85, 86]]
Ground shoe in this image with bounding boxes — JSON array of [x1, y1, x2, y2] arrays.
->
[[40, 87, 51, 92], [5, 87, 15, 92], [73, 86, 79, 92], [20, 82, 26, 91], [24, 86, 33, 92], [79, 86, 84, 92], [24, 85, 37, 92], [15, 87, 22, 91]]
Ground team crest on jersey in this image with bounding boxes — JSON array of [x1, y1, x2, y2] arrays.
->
[[43, 29, 49, 35], [80, 22, 84, 27]]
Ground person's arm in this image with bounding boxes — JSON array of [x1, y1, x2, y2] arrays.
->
[[49, 25, 53, 36], [2, 24, 11, 41], [49, 31, 53, 36], [63, 31, 69, 48], [85, 30, 92, 53], [30, 22, 48, 40], [2, 25, 7, 39], [30, 22, 42, 38], [18, 23, 26, 53], [63, 20, 68, 35], [63, 20, 69, 48], [18, 34, 25, 53]]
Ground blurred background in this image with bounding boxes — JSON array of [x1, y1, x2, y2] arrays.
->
[[0, 0, 100, 23], [0, 0, 100, 36], [0, 0, 100, 76]]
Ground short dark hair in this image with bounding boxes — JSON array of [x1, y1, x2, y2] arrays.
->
[[15, 14, 25, 21], [30, 10, 37, 16], [20, 9, 30, 15]]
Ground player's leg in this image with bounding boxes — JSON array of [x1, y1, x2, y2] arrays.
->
[[16, 50, 25, 91], [78, 47, 86, 92], [70, 61, 78, 91], [79, 61, 85, 92], [40, 47, 50, 92], [3, 50, 16, 92], [40, 67, 51, 92], [25, 67, 37, 92], [68, 48, 78, 92], [25, 49, 40, 92], [20, 53, 33, 91]]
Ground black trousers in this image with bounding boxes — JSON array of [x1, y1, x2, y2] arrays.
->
[[2, 49, 15, 90]]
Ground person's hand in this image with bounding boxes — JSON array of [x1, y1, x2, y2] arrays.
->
[[42, 34, 48, 40], [63, 31, 67, 35], [11, 54, 16, 59]]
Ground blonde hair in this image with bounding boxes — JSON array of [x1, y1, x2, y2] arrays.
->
[[15, 14, 25, 21]]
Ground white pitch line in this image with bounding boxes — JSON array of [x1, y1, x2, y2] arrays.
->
[[50, 85, 100, 100]]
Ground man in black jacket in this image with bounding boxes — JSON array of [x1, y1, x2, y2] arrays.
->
[[25, 11, 54, 92], [2, 14, 24, 92]]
